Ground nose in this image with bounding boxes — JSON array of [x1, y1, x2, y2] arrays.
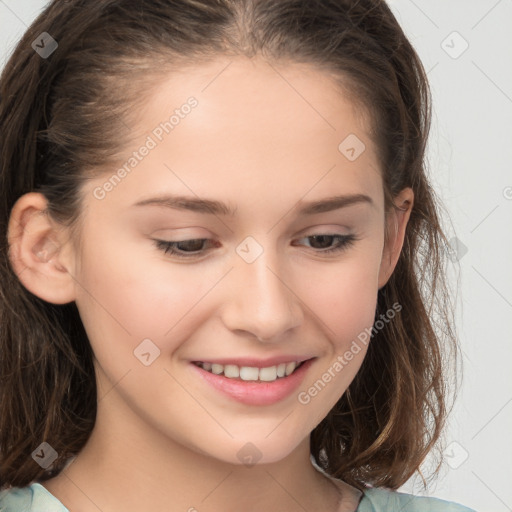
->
[[220, 246, 304, 342]]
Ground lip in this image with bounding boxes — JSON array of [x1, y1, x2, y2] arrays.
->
[[190, 357, 315, 406], [191, 355, 313, 368]]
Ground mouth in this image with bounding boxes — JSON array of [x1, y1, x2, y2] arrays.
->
[[190, 357, 315, 406], [192, 360, 308, 382]]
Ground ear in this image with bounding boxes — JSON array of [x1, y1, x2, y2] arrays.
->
[[378, 187, 414, 289], [7, 192, 77, 304]]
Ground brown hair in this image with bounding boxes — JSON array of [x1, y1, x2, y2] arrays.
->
[[0, 0, 458, 491]]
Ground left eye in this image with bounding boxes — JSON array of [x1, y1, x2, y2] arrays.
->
[[153, 233, 357, 259], [293, 234, 357, 253]]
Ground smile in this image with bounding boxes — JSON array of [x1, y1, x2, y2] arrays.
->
[[192, 361, 304, 382], [190, 357, 315, 406]]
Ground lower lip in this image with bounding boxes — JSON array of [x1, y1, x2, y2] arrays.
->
[[190, 359, 315, 406]]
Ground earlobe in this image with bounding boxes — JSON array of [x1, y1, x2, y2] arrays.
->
[[7, 192, 77, 304], [378, 188, 414, 289]]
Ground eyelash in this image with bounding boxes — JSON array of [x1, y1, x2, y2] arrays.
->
[[153, 234, 358, 259]]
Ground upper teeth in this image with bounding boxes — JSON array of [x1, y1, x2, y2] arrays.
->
[[197, 361, 301, 382]]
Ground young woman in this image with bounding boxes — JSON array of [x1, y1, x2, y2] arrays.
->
[[0, 1, 476, 510]]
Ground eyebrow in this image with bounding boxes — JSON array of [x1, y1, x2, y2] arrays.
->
[[133, 193, 374, 216]]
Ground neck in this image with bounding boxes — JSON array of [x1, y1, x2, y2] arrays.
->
[[41, 381, 360, 512]]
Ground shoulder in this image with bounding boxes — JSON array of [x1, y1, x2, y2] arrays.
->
[[358, 487, 477, 512], [0, 483, 69, 512]]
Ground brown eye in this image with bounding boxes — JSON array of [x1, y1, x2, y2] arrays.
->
[[307, 235, 336, 249], [293, 234, 358, 254], [153, 238, 214, 258], [175, 239, 205, 252]]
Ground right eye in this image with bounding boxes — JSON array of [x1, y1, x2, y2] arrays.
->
[[152, 238, 218, 259]]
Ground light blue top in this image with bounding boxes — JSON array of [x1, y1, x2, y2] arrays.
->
[[0, 481, 477, 511]]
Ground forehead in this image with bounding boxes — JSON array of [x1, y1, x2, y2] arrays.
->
[[85, 56, 383, 215]]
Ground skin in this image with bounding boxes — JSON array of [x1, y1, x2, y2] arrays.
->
[[8, 56, 413, 512]]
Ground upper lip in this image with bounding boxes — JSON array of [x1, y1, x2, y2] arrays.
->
[[191, 355, 315, 368]]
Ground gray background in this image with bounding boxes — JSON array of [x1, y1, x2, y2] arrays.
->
[[1, 1, 511, 510]]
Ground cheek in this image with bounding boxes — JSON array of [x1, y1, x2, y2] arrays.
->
[[299, 248, 382, 344], [294, 255, 380, 410], [73, 228, 208, 364]]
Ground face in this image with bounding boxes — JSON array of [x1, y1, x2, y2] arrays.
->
[[64, 56, 399, 465]]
